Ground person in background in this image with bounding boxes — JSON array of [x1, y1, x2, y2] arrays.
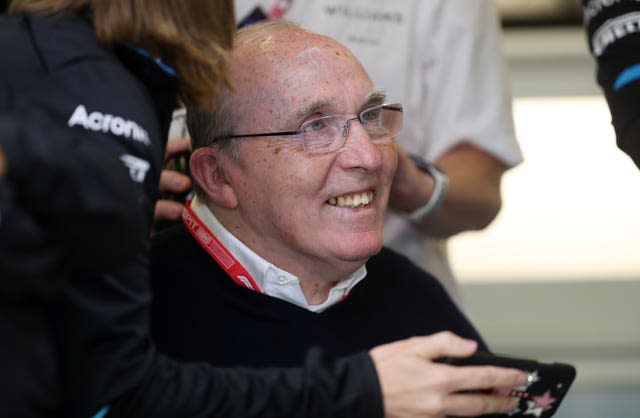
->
[[157, 0, 523, 307], [583, 0, 640, 169], [150, 20, 527, 418], [0, 87, 150, 417], [0, 0, 233, 415], [0, 2, 519, 418]]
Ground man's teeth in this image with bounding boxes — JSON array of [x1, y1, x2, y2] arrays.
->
[[328, 191, 374, 208]]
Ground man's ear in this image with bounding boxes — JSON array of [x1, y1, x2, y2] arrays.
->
[[189, 147, 239, 209]]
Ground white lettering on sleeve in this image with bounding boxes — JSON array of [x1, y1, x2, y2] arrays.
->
[[67, 104, 151, 146], [120, 154, 150, 183]]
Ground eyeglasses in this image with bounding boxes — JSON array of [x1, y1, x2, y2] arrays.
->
[[212, 103, 403, 154]]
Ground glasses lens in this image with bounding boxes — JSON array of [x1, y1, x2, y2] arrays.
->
[[361, 104, 403, 140], [301, 115, 342, 152], [301, 104, 403, 153]]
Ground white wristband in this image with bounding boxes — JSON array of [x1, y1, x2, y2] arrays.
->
[[404, 155, 448, 223]]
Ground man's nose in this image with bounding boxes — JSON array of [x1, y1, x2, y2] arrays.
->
[[341, 116, 360, 141], [339, 118, 383, 170]]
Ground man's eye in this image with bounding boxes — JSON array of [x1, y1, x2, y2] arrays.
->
[[361, 108, 381, 122], [304, 118, 329, 132]]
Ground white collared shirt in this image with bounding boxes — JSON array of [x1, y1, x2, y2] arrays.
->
[[190, 196, 367, 313]]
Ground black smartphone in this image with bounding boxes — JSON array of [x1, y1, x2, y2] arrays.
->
[[437, 352, 576, 418]]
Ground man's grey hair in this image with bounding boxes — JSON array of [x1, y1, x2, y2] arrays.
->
[[186, 20, 306, 157], [186, 94, 239, 157], [185, 20, 310, 201]]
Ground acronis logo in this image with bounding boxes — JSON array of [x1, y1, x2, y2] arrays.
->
[[67, 104, 151, 146], [120, 154, 150, 183]]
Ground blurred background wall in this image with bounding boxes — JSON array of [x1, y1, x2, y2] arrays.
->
[[450, 2, 640, 417]]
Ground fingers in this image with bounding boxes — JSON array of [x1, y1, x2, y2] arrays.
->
[[164, 137, 191, 162], [158, 170, 192, 194], [449, 365, 527, 393], [434, 363, 527, 417], [154, 169, 192, 229], [409, 331, 478, 361], [370, 332, 529, 418], [154, 170, 191, 226], [154, 161, 192, 232], [154, 200, 184, 224], [370, 332, 476, 365], [446, 391, 519, 417]]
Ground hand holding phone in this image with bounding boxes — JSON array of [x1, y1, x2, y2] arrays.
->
[[437, 352, 576, 418]]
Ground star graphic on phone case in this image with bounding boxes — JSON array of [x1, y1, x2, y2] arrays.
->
[[532, 390, 557, 410], [523, 400, 544, 417]]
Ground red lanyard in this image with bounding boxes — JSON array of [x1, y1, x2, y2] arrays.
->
[[182, 201, 263, 293]]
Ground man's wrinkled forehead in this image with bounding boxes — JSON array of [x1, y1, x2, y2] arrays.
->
[[230, 29, 366, 105], [234, 30, 353, 69], [231, 29, 375, 123]]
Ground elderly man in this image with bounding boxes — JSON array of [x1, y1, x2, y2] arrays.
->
[[150, 21, 525, 418]]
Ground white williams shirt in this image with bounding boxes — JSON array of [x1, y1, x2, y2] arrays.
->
[[190, 196, 366, 313]]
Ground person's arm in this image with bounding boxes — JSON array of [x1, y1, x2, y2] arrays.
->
[[105, 349, 382, 418], [99, 333, 523, 418], [390, 142, 508, 238], [389, 0, 520, 237], [583, 0, 640, 169]]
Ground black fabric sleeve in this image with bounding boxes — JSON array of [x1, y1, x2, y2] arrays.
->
[[583, 0, 640, 169], [109, 349, 383, 418], [54, 258, 383, 418], [0, 85, 146, 278]]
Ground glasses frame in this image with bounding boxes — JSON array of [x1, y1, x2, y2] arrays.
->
[[211, 103, 403, 153]]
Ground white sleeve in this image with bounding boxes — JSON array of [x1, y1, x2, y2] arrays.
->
[[414, 0, 522, 166]]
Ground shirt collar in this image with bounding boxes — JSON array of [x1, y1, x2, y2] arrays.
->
[[190, 196, 366, 312]]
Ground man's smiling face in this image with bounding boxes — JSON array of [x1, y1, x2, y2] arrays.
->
[[220, 26, 398, 280]]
